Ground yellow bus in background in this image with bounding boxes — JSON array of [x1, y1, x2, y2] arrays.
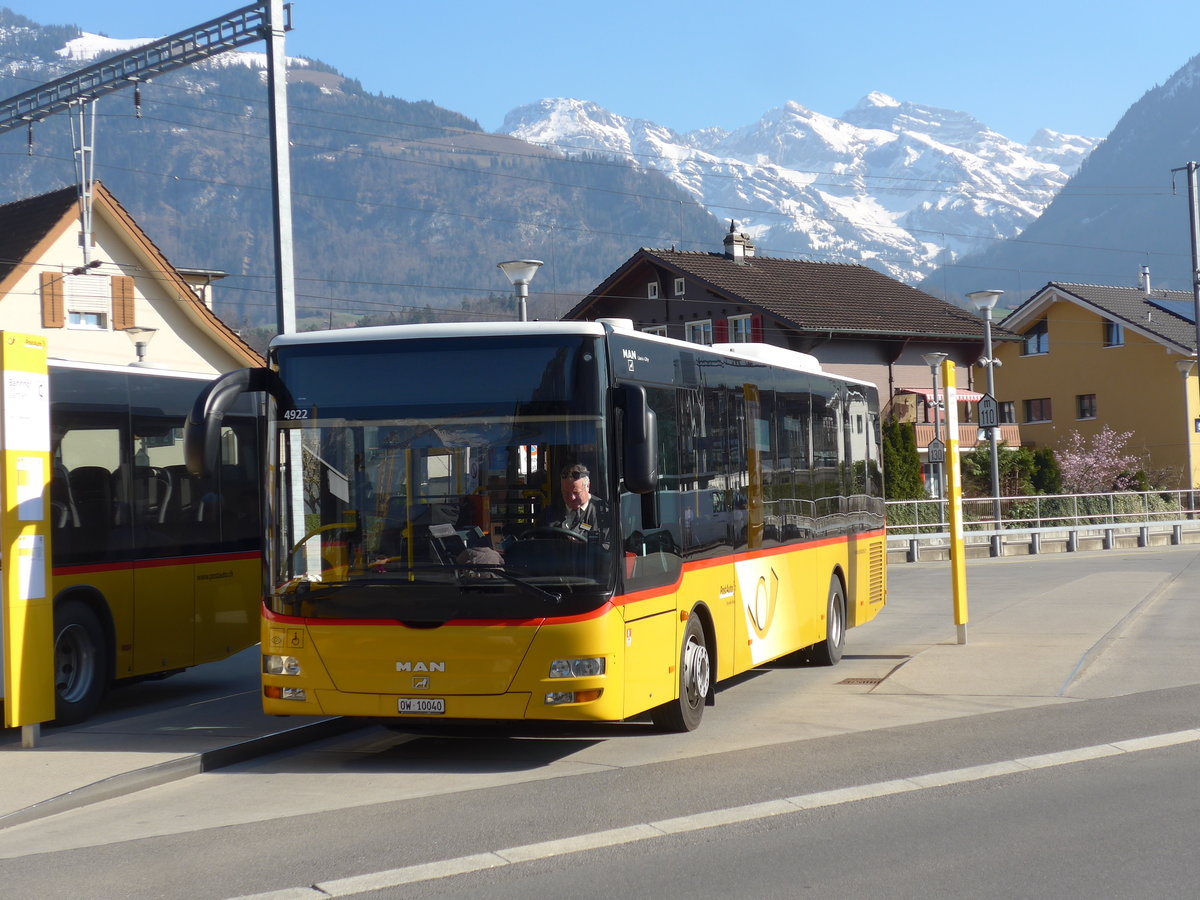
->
[[187, 320, 885, 732], [32, 360, 262, 723]]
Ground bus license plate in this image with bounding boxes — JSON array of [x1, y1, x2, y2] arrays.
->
[[398, 697, 445, 714]]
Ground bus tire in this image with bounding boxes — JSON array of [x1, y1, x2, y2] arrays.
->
[[53, 600, 109, 725], [810, 576, 847, 666], [651, 614, 710, 732]]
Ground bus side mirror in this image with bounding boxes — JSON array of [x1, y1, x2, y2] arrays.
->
[[619, 383, 658, 494], [185, 367, 283, 476]]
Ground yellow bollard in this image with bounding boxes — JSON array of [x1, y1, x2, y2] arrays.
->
[[942, 360, 969, 644]]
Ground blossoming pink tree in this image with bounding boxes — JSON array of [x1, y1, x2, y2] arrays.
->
[[1056, 426, 1145, 493]]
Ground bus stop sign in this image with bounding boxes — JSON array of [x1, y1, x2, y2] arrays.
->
[[977, 394, 999, 429]]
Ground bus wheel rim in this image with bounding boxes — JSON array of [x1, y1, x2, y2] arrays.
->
[[55, 624, 95, 703], [683, 635, 710, 706]]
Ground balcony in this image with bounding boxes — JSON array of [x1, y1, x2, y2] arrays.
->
[[913, 423, 1022, 450]]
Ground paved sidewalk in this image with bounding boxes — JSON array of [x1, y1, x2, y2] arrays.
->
[[0, 650, 361, 829], [3, 545, 1198, 831]]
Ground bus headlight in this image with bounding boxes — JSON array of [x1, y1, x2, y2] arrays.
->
[[548, 657, 606, 678], [264, 655, 302, 676], [545, 689, 603, 705]]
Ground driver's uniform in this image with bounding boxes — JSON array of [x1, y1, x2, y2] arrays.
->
[[554, 498, 609, 543]]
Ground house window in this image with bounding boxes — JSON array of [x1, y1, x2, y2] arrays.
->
[[1076, 394, 1097, 419], [685, 319, 713, 346], [673, 278, 685, 296], [643, 325, 667, 337], [1022, 319, 1049, 355], [999, 401, 1015, 424], [1024, 398, 1052, 423], [1103, 320, 1124, 347], [65, 274, 111, 330], [647, 282, 659, 299], [729, 314, 752, 343]]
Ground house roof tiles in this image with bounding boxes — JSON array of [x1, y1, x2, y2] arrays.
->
[[0, 185, 78, 285], [572, 248, 1013, 341], [1031, 282, 1198, 353]]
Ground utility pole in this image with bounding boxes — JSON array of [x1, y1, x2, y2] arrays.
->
[[1172, 162, 1200, 364], [0, 2, 297, 334], [1172, 162, 1200, 499]]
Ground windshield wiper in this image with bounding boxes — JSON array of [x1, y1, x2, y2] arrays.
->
[[457, 565, 562, 604], [299, 562, 564, 604]]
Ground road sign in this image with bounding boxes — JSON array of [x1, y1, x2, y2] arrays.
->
[[928, 438, 946, 464], [977, 393, 999, 429]]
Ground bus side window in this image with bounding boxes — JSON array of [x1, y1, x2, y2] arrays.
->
[[620, 386, 682, 591]]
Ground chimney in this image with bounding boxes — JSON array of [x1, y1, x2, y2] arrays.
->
[[1140, 265, 1151, 295], [743, 233, 755, 258], [723, 220, 745, 262]]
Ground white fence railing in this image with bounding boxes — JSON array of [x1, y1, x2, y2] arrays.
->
[[886, 490, 1200, 561]]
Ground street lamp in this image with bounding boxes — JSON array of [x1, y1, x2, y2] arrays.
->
[[921, 351, 948, 498], [968, 289, 1005, 554], [1176, 356, 1197, 512], [122, 326, 158, 365], [497, 259, 543, 322]]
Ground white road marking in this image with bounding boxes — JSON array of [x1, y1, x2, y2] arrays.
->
[[229, 728, 1200, 900]]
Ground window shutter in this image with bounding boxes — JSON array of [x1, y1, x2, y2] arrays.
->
[[713, 318, 728, 343], [41, 272, 65, 327], [111, 275, 135, 331], [751, 314, 764, 342]]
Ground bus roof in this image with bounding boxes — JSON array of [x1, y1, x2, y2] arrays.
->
[[269, 320, 609, 349], [268, 319, 876, 391], [48, 358, 216, 381]]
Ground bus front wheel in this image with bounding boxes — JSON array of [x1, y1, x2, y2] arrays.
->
[[54, 600, 109, 725], [651, 615, 710, 732], [810, 577, 847, 666]]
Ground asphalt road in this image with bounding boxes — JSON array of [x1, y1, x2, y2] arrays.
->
[[0, 549, 1197, 899]]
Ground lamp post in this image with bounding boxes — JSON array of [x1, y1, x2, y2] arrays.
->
[[1176, 356, 1197, 512], [968, 289, 1004, 555], [122, 326, 158, 365], [497, 259, 543, 322], [921, 351, 948, 499]]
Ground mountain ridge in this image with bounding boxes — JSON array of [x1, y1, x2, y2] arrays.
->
[[502, 94, 1099, 288]]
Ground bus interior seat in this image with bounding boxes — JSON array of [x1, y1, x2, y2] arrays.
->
[[51, 462, 80, 529], [69, 465, 115, 529], [164, 464, 205, 523], [129, 465, 173, 524]]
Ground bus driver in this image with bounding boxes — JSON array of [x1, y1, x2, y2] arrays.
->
[[556, 463, 607, 539]]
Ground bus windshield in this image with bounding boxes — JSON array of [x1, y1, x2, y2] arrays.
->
[[270, 334, 615, 622]]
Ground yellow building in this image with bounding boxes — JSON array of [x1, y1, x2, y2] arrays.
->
[[995, 280, 1199, 490]]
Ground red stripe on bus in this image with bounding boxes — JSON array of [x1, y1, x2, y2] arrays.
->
[[615, 529, 884, 604], [263, 601, 618, 629], [53, 550, 261, 577], [262, 528, 886, 625]]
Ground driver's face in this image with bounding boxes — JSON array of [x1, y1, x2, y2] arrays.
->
[[560, 476, 590, 510]]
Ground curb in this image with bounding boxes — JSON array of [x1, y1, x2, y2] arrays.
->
[[0, 717, 365, 831]]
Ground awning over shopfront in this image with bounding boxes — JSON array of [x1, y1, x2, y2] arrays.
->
[[899, 387, 984, 403]]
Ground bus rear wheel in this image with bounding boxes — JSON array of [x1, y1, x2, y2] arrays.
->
[[652, 615, 710, 732], [53, 600, 109, 725], [810, 577, 847, 666]]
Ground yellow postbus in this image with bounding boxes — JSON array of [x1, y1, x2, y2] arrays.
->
[[187, 320, 885, 731], [27, 360, 262, 723]]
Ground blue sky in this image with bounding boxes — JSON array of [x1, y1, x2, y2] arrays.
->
[[9, 0, 1199, 141]]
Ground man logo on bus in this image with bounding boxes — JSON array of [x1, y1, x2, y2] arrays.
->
[[622, 348, 649, 372], [395, 661, 446, 672]]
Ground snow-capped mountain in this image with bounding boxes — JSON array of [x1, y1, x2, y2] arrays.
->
[[502, 94, 1099, 285], [924, 52, 1200, 300]]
